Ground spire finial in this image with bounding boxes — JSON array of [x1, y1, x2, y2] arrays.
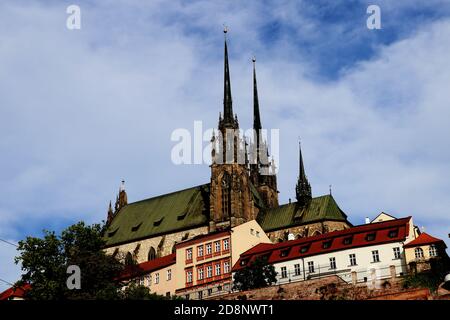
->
[[329, 184, 332, 195]]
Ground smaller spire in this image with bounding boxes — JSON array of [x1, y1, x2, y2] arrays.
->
[[107, 200, 114, 225], [115, 180, 128, 213], [296, 139, 312, 205]]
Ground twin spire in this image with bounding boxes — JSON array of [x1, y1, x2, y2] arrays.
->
[[222, 28, 234, 127]]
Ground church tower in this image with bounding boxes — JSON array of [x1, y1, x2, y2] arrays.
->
[[296, 142, 312, 206], [249, 58, 279, 208], [209, 29, 256, 231]]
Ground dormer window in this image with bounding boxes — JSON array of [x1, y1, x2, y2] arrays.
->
[[322, 240, 332, 249], [388, 229, 398, 238], [240, 259, 248, 266], [280, 248, 290, 257], [131, 222, 142, 232], [366, 233, 376, 241], [153, 217, 164, 226], [343, 237, 353, 245], [300, 245, 310, 253]]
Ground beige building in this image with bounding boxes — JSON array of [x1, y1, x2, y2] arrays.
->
[[404, 232, 448, 272], [118, 253, 177, 297]]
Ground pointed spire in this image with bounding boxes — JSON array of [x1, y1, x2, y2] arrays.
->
[[107, 200, 114, 225], [299, 140, 307, 181], [114, 180, 128, 213], [252, 57, 262, 132], [222, 26, 234, 126], [296, 139, 312, 205]]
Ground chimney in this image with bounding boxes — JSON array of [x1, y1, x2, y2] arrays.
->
[[289, 198, 291, 204], [365, 217, 370, 224]]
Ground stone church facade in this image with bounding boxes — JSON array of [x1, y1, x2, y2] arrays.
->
[[104, 31, 352, 264]]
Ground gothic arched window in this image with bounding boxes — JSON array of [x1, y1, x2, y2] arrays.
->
[[125, 252, 133, 266], [148, 247, 156, 261], [221, 173, 231, 218]]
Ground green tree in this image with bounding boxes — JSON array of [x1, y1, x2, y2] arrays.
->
[[121, 282, 170, 300], [233, 256, 278, 291], [15, 221, 124, 300]]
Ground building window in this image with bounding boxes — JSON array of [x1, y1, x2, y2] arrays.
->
[[300, 245, 309, 253], [294, 264, 301, 276], [343, 237, 353, 245], [329, 257, 336, 269], [146, 275, 151, 286], [224, 261, 230, 274], [206, 265, 212, 278], [186, 270, 193, 283], [308, 261, 315, 273], [388, 229, 398, 238], [155, 273, 159, 284], [349, 254, 357, 266], [198, 268, 204, 280], [429, 245, 437, 257], [215, 241, 221, 253], [372, 250, 380, 263], [167, 269, 172, 281], [198, 291, 203, 300], [206, 243, 212, 255], [415, 247, 424, 259], [139, 277, 144, 286], [256, 231, 260, 237], [366, 233, 376, 241], [125, 252, 134, 266], [223, 238, 230, 251], [186, 248, 193, 261], [393, 247, 401, 259], [208, 288, 213, 296], [280, 249, 290, 257], [198, 245, 204, 257], [281, 266, 287, 278], [148, 247, 156, 261], [215, 263, 221, 276], [322, 240, 332, 249], [250, 228, 254, 235]]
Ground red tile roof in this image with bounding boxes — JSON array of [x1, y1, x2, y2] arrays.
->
[[233, 217, 411, 272], [0, 284, 31, 300], [404, 232, 445, 248], [118, 253, 176, 280]]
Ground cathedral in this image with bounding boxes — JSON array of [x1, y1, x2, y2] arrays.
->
[[103, 31, 351, 264]]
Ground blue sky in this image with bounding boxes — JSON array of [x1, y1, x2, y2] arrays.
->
[[1, 0, 450, 290]]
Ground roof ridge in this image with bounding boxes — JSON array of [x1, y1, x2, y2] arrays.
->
[[241, 216, 412, 257], [127, 183, 210, 205]]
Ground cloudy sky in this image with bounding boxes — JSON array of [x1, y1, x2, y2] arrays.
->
[[1, 0, 450, 290]]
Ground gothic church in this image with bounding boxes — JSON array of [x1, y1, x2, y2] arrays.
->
[[104, 31, 351, 264]]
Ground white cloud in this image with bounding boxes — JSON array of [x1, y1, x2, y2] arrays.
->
[[0, 1, 449, 285]]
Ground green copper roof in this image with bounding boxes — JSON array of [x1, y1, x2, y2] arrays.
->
[[104, 184, 210, 247], [104, 184, 349, 246], [257, 194, 348, 232]]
